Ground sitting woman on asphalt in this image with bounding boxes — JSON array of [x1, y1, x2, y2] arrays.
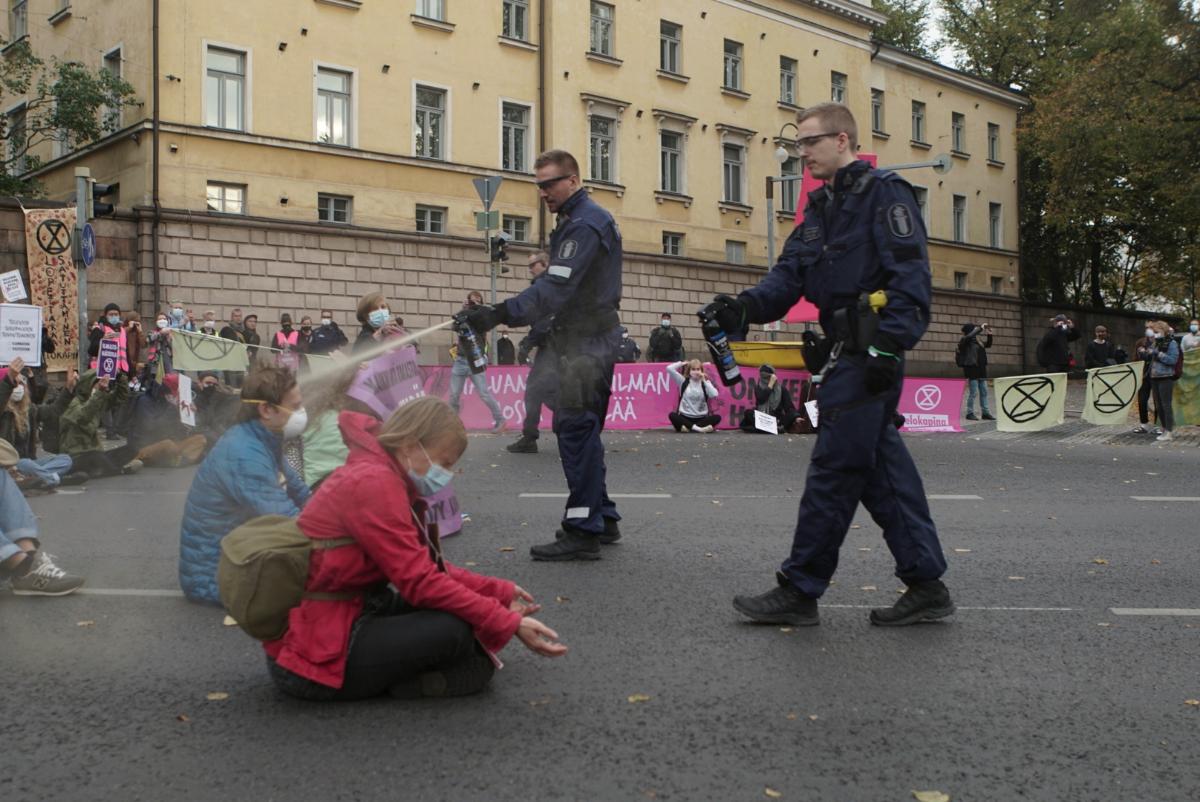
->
[[0, 363, 82, 491], [666, 359, 720, 433], [264, 397, 566, 701], [179, 366, 312, 605]]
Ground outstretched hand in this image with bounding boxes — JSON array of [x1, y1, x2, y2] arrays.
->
[[516, 617, 568, 657], [509, 584, 541, 616]]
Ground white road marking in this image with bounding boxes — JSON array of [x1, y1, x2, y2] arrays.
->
[[1109, 608, 1200, 616], [1130, 496, 1200, 502], [77, 588, 185, 598], [814, 605, 1076, 612], [519, 493, 673, 499], [519, 492, 983, 501], [927, 494, 983, 500]]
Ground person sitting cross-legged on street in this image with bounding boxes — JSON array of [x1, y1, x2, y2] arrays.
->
[[667, 359, 720, 433], [1, 361, 84, 492], [126, 373, 208, 468], [740, 365, 800, 433], [263, 398, 567, 701], [59, 371, 144, 478], [0, 440, 85, 596]]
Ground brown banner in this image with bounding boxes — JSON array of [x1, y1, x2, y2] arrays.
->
[[24, 208, 78, 372]]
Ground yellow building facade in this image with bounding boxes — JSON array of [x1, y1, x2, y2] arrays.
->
[[9, 0, 1026, 298]]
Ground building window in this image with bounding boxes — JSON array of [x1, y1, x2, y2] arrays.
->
[[589, 1, 614, 57], [205, 47, 246, 131], [912, 101, 926, 143], [871, 88, 885, 133], [502, 0, 528, 40], [9, 0, 27, 40], [780, 157, 800, 213], [416, 0, 444, 21], [663, 232, 684, 257], [318, 194, 352, 224], [990, 276, 1003, 295], [725, 240, 746, 265], [206, 182, 246, 215], [952, 195, 966, 243], [830, 71, 847, 103], [316, 67, 352, 146], [7, 105, 26, 175], [660, 131, 682, 194], [415, 204, 446, 234], [660, 20, 681, 74], [501, 101, 530, 172], [989, 203, 1002, 248], [779, 57, 797, 105], [723, 40, 742, 90], [954, 271, 967, 290], [952, 112, 966, 152], [502, 215, 530, 242], [415, 84, 446, 159], [589, 116, 615, 182], [988, 123, 1000, 161], [722, 144, 744, 204], [912, 185, 929, 228]]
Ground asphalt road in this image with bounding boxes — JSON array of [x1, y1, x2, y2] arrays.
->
[[3, 428, 1199, 802]]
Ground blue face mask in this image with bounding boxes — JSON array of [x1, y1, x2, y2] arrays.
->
[[409, 442, 453, 497], [368, 308, 390, 329], [107, 315, 121, 326]]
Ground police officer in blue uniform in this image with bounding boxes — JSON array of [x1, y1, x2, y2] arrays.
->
[[463, 150, 622, 560], [702, 103, 954, 626], [508, 250, 557, 454]]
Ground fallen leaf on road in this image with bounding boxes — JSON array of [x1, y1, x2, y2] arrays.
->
[[627, 694, 652, 704], [765, 789, 782, 799], [1097, 622, 1112, 628], [1013, 465, 1024, 470], [913, 792, 950, 802], [205, 692, 229, 701], [176, 713, 190, 722], [499, 547, 515, 552], [1092, 558, 1109, 565], [555, 596, 570, 603], [1008, 576, 1025, 581], [953, 549, 972, 554], [465, 561, 478, 567], [654, 463, 663, 468], [528, 698, 552, 707], [858, 547, 872, 552], [677, 460, 689, 464], [1047, 515, 1057, 520], [222, 615, 238, 627], [779, 627, 793, 633], [860, 585, 877, 591], [712, 500, 721, 505], [1151, 559, 1161, 565], [785, 712, 798, 720], [76, 620, 95, 627], [1184, 699, 1200, 707], [705, 552, 715, 558], [850, 524, 861, 530]]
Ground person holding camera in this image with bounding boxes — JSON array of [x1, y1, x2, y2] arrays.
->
[[1036, 314, 1080, 373], [957, 322, 994, 421]]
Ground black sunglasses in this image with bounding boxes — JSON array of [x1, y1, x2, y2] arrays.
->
[[535, 174, 575, 190]]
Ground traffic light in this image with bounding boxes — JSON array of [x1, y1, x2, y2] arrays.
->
[[88, 181, 117, 219], [489, 232, 511, 263]]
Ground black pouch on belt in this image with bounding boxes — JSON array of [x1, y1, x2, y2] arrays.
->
[[801, 330, 833, 374], [855, 293, 881, 352]]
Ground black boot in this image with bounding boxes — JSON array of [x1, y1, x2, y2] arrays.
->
[[530, 525, 601, 561], [557, 516, 621, 545], [869, 579, 955, 626], [506, 435, 538, 454], [732, 572, 819, 626]]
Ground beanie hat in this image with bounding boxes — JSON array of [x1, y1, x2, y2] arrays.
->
[[759, 364, 775, 375], [104, 303, 121, 315], [962, 323, 975, 334]]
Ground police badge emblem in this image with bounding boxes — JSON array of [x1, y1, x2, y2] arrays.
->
[[887, 204, 914, 238]]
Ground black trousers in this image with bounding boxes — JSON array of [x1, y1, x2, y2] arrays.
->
[[522, 355, 559, 440], [669, 411, 720, 432], [740, 409, 801, 433], [267, 606, 494, 701], [1137, 374, 1158, 425], [71, 445, 141, 477]]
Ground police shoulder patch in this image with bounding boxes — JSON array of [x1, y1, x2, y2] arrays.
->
[[803, 226, 821, 242], [559, 239, 579, 259], [887, 204, 914, 238]]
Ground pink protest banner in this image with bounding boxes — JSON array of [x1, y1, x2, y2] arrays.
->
[[897, 377, 966, 433]]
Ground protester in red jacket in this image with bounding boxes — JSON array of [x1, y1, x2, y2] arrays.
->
[[264, 398, 566, 700]]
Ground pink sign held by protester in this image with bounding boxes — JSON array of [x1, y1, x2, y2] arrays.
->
[[348, 346, 424, 419], [897, 377, 966, 433]]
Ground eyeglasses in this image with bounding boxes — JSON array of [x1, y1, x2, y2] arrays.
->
[[795, 132, 842, 148], [534, 174, 575, 190]]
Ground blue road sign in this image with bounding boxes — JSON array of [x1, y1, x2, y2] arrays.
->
[[80, 223, 97, 268]]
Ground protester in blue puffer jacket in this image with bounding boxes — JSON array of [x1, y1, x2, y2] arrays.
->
[[178, 366, 311, 604]]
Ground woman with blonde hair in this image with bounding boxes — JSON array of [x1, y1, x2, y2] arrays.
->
[[0, 366, 79, 489], [264, 397, 566, 700], [666, 358, 721, 432], [1146, 320, 1180, 442]]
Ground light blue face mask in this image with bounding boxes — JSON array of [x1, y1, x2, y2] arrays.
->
[[409, 442, 453, 497], [107, 315, 121, 326], [368, 308, 390, 329]]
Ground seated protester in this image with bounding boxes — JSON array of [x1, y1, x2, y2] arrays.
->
[[194, 371, 240, 446], [58, 371, 143, 478], [666, 359, 720, 433], [34, 370, 77, 455], [264, 398, 566, 701], [179, 366, 311, 605], [740, 364, 801, 433], [0, 439, 85, 595], [295, 364, 376, 489], [126, 373, 207, 468], [0, 364, 82, 491]]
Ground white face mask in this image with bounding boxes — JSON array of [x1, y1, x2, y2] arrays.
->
[[1145, 328, 1155, 338], [321, 318, 332, 327], [661, 319, 671, 328], [1191, 324, 1199, 334], [282, 407, 308, 439], [203, 320, 216, 330], [10, 384, 25, 403], [156, 319, 169, 330]]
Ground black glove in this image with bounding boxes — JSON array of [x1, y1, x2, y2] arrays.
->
[[864, 334, 903, 395], [699, 294, 748, 338], [458, 303, 508, 335]]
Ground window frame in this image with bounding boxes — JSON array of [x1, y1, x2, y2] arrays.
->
[[911, 100, 926, 143], [779, 56, 798, 105], [502, 214, 531, 242], [314, 62, 356, 147], [203, 41, 251, 132], [9, 0, 27, 40], [990, 276, 1003, 295], [659, 130, 684, 194], [415, 0, 445, 22], [953, 271, 968, 291], [659, 20, 682, 74], [988, 202, 1002, 249], [722, 142, 745, 204], [952, 194, 967, 243], [206, 181, 247, 215], [987, 122, 1000, 162], [662, 232, 684, 257], [589, 115, 617, 183], [415, 204, 447, 234], [723, 39, 743, 90], [911, 184, 930, 230], [951, 112, 966, 153], [499, 98, 533, 173], [589, 1, 614, 57], [413, 80, 451, 160], [502, 0, 528, 41], [871, 88, 885, 133], [317, 193, 353, 224], [6, 103, 27, 175], [779, 156, 800, 213], [830, 71, 847, 104], [725, 240, 746, 265]]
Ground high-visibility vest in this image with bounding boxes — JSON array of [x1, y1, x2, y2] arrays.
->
[[89, 323, 129, 374]]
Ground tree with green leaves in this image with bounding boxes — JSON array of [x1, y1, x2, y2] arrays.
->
[[0, 39, 138, 196], [872, 0, 937, 59]]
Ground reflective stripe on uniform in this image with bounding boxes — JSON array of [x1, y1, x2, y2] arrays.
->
[[565, 506, 589, 519], [548, 265, 573, 281]]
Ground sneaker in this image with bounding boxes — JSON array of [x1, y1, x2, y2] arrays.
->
[[868, 579, 955, 626], [964, 413, 978, 421], [121, 459, 144, 475], [1156, 431, 1174, 442], [1132, 425, 1148, 433], [732, 573, 819, 626], [506, 435, 538, 454], [531, 526, 601, 561], [10, 551, 85, 597], [490, 419, 508, 434], [1152, 428, 1164, 436], [694, 424, 715, 433], [982, 413, 996, 421], [555, 517, 621, 545]]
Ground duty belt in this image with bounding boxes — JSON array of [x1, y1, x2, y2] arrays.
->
[[553, 307, 620, 339]]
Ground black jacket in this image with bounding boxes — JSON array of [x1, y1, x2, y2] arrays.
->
[[957, 328, 992, 380], [1037, 325, 1081, 369], [648, 326, 683, 362], [1084, 339, 1117, 369], [308, 322, 349, 355]]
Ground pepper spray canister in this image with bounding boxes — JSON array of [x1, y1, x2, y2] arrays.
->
[[698, 310, 742, 386], [455, 319, 489, 375]]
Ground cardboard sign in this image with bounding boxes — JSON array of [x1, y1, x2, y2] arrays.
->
[[424, 483, 463, 537], [96, 338, 121, 379], [23, 208, 78, 371], [753, 410, 779, 434], [0, 302, 43, 367], [0, 270, 27, 302], [897, 378, 967, 433], [804, 399, 820, 428], [178, 373, 196, 427], [348, 345, 424, 419]]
